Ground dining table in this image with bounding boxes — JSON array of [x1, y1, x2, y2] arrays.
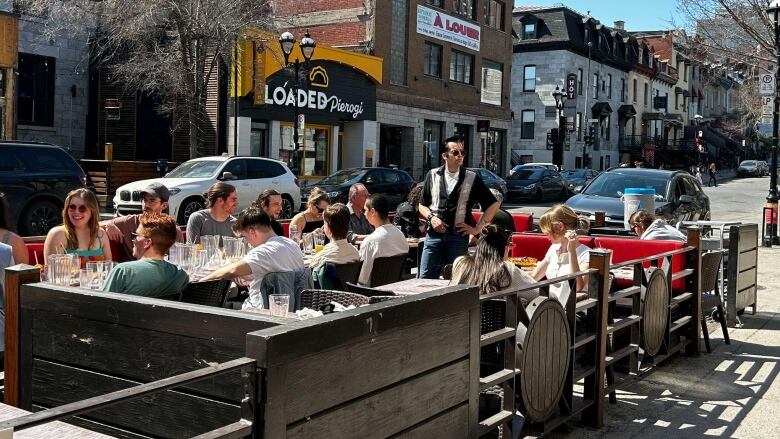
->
[[0, 402, 115, 438], [378, 278, 451, 296]]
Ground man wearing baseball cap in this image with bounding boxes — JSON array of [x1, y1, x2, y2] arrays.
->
[[100, 182, 185, 259]]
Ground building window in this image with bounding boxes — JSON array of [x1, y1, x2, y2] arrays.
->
[[17, 53, 55, 127], [425, 0, 443, 7], [576, 112, 582, 140], [633, 79, 637, 103], [450, 50, 474, 84], [389, 0, 408, 85], [523, 65, 536, 92], [605, 116, 611, 140], [481, 59, 503, 106], [643, 82, 649, 106], [485, 0, 505, 31], [593, 73, 599, 99], [607, 74, 612, 98], [423, 42, 442, 78], [280, 124, 330, 178], [423, 120, 444, 172], [522, 22, 536, 39], [577, 68, 583, 95], [520, 110, 535, 139], [620, 78, 626, 102], [454, 0, 476, 19]]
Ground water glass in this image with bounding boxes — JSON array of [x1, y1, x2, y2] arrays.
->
[[178, 244, 194, 276], [269, 294, 290, 316], [79, 269, 92, 289], [289, 224, 300, 242], [86, 261, 104, 290], [193, 249, 209, 276], [301, 233, 314, 255], [222, 237, 242, 263], [47, 254, 72, 286], [313, 233, 325, 253]]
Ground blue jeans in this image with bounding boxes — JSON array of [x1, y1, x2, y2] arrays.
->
[[419, 230, 469, 279]]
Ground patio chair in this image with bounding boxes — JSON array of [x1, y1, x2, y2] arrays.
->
[[329, 260, 363, 289], [368, 254, 407, 287], [701, 251, 731, 353], [297, 289, 369, 311], [480, 299, 506, 376], [180, 279, 231, 307], [345, 281, 395, 298], [368, 295, 399, 304]]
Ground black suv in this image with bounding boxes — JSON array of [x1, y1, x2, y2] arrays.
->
[[304, 167, 415, 208], [0, 141, 88, 236]]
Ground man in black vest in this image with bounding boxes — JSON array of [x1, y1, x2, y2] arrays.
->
[[418, 135, 499, 279]]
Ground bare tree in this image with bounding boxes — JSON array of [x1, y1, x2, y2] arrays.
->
[[17, 0, 274, 158]]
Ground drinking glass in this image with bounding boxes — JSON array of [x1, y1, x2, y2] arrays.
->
[[47, 254, 71, 286], [79, 269, 92, 289], [222, 237, 241, 263], [178, 244, 194, 276], [313, 233, 325, 253], [102, 261, 116, 284], [168, 244, 181, 266], [193, 249, 209, 276], [301, 233, 314, 255], [86, 261, 104, 290], [269, 294, 290, 316]]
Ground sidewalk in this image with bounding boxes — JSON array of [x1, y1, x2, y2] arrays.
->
[[554, 246, 780, 438]]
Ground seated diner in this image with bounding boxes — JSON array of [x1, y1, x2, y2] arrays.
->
[[307, 203, 360, 272], [186, 182, 238, 244], [44, 188, 112, 266], [0, 192, 28, 264], [358, 194, 409, 286], [629, 209, 687, 241], [290, 187, 330, 239]]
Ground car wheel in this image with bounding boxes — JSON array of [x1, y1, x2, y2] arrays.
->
[[19, 199, 61, 236], [534, 188, 544, 203], [178, 197, 206, 224], [280, 195, 295, 220]]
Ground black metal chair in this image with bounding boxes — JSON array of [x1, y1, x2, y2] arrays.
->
[[368, 254, 407, 287], [297, 289, 370, 311], [157, 292, 182, 301], [368, 295, 399, 304], [345, 281, 395, 298], [701, 251, 731, 353], [330, 260, 363, 289], [180, 279, 231, 307], [480, 299, 507, 376]]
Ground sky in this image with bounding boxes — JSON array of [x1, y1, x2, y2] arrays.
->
[[514, 0, 683, 32]]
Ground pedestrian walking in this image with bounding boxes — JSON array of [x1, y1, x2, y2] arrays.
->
[[708, 162, 718, 187], [417, 135, 500, 279]]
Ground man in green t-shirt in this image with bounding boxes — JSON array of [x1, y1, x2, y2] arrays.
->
[[102, 213, 188, 297]]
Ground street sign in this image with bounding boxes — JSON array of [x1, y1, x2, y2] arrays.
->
[[566, 74, 577, 100], [763, 96, 775, 116], [588, 118, 599, 124], [760, 73, 775, 95], [762, 115, 773, 125]]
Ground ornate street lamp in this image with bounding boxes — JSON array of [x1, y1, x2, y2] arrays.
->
[[279, 31, 316, 162]]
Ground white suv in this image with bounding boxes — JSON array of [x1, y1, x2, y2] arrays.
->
[[113, 156, 301, 223]]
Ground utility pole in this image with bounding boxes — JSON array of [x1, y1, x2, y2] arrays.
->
[[583, 12, 594, 168], [766, 2, 780, 246]]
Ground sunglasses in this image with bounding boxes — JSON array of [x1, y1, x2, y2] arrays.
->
[[315, 205, 325, 213], [450, 150, 466, 157], [68, 204, 88, 213], [130, 232, 149, 240]]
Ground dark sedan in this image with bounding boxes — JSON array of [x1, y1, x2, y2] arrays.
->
[[560, 169, 599, 193], [505, 168, 569, 202], [468, 167, 507, 198], [565, 168, 710, 226], [303, 167, 415, 208]]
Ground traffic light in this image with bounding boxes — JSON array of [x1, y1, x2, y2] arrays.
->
[[584, 125, 596, 145]]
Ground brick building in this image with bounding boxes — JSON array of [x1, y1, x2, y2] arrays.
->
[[275, 0, 514, 179]]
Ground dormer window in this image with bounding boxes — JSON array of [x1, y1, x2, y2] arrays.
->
[[523, 22, 536, 40]]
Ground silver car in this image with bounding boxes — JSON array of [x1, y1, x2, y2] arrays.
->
[[737, 160, 761, 177]]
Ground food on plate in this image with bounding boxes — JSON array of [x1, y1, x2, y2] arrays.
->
[[509, 256, 537, 267]]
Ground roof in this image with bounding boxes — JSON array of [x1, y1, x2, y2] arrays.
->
[[605, 168, 680, 178]]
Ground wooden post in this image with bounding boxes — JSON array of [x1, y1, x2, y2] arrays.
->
[[582, 249, 611, 428], [685, 227, 702, 355], [4, 266, 40, 407]]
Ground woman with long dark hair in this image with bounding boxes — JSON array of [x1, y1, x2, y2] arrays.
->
[[0, 192, 28, 264]]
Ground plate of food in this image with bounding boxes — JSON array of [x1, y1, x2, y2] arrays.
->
[[509, 256, 537, 269]]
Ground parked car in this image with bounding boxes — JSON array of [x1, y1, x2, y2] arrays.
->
[[565, 168, 710, 226], [737, 160, 762, 177], [0, 141, 90, 236], [560, 169, 600, 193], [505, 168, 569, 202], [304, 167, 415, 208], [469, 167, 507, 199], [112, 156, 301, 224], [509, 162, 558, 176]]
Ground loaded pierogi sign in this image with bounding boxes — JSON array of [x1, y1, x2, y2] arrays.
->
[[416, 5, 480, 51], [247, 60, 376, 124]]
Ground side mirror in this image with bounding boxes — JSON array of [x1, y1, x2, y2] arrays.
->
[[679, 194, 694, 203], [221, 171, 235, 181]]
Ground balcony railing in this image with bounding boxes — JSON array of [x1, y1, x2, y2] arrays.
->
[[619, 135, 695, 151]]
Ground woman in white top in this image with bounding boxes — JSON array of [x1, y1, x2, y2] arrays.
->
[[531, 205, 591, 306], [451, 225, 537, 301]]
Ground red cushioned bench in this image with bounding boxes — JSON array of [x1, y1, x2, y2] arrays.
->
[[510, 232, 595, 261], [472, 211, 534, 233], [593, 236, 687, 292]]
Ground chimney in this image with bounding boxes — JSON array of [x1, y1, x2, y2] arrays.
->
[[614, 20, 625, 30]]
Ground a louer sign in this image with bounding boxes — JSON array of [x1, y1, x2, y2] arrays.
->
[[416, 5, 481, 51]]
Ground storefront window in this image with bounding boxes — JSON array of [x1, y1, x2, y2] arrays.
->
[[423, 120, 444, 173], [483, 129, 505, 175], [279, 124, 330, 178]]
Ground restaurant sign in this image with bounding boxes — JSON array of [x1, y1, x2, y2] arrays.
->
[[416, 5, 480, 51]]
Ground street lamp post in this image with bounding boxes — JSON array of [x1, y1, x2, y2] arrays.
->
[[279, 31, 316, 171], [552, 85, 567, 167], [767, 1, 780, 245]]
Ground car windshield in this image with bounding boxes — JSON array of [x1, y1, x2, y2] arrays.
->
[[166, 160, 222, 178], [561, 170, 587, 178], [741, 161, 756, 166], [582, 172, 668, 201], [317, 169, 366, 185], [508, 169, 544, 180]]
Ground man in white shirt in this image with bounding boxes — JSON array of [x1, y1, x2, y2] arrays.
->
[[358, 194, 409, 286], [201, 207, 303, 308]]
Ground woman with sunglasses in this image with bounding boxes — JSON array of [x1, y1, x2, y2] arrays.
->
[[290, 187, 330, 239], [450, 225, 536, 300], [532, 205, 589, 306], [44, 188, 112, 266], [628, 209, 686, 241]]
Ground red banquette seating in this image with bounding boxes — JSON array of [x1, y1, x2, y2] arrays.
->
[[472, 211, 534, 233], [26, 238, 130, 265]]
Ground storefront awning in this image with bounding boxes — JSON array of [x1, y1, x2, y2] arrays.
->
[[591, 102, 613, 118], [617, 104, 636, 119]]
